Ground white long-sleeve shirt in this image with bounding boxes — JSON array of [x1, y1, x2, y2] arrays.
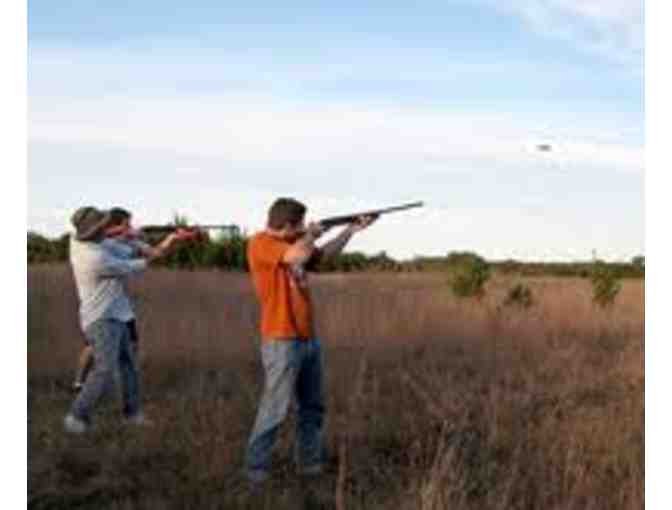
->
[[69, 237, 148, 331]]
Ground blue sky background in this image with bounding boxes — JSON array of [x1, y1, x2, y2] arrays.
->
[[27, 0, 644, 260]]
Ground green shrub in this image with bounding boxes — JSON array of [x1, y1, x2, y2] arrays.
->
[[447, 252, 491, 298], [631, 255, 645, 272], [28, 232, 70, 263], [504, 282, 534, 309], [317, 251, 369, 272], [591, 260, 622, 308], [210, 234, 248, 271]]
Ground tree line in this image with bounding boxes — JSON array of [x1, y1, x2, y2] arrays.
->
[[27, 230, 644, 278]]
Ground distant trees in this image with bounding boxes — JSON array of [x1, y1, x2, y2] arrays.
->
[[28, 232, 70, 264], [125, 225, 249, 271], [631, 255, 645, 271], [488, 260, 643, 279], [25, 230, 646, 280], [316, 252, 369, 272]]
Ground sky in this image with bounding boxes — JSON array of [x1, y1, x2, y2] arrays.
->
[[27, 0, 644, 261]]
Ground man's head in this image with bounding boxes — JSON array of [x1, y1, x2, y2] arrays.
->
[[267, 198, 307, 241], [71, 207, 113, 242], [109, 207, 132, 225], [104, 207, 133, 237]]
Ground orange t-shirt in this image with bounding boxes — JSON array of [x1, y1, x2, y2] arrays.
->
[[247, 231, 317, 340]]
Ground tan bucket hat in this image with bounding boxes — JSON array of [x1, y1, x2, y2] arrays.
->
[[71, 206, 113, 241]]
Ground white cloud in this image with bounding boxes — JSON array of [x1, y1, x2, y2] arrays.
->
[[488, 0, 644, 68], [175, 167, 203, 175], [27, 42, 596, 99], [29, 94, 643, 175]]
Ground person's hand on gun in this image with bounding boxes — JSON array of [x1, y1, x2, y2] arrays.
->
[[173, 228, 202, 242], [159, 229, 196, 251]]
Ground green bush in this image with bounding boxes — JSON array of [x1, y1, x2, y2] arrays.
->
[[631, 255, 645, 272], [369, 251, 402, 272], [504, 282, 534, 309], [591, 260, 622, 308], [159, 234, 248, 271], [317, 251, 369, 272], [205, 234, 248, 271], [28, 232, 70, 263], [447, 252, 491, 298]]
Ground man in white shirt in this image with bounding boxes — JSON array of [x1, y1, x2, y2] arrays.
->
[[72, 207, 152, 392], [64, 206, 192, 434]]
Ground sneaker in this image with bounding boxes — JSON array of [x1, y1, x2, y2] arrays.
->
[[123, 413, 154, 427], [64, 414, 88, 434]]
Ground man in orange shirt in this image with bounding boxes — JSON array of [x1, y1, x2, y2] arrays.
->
[[245, 197, 375, 483]]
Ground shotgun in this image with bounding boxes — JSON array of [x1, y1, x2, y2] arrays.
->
[[140, 224, 241, 241], [318, 201, 424, 229]]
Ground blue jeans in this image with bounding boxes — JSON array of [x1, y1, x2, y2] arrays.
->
[[71, 319, 141, 423], [246, 338, 326, 481]]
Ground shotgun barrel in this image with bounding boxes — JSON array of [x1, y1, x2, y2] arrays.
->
[[318, 201, 424, 228], [141, 224, 239, 232]]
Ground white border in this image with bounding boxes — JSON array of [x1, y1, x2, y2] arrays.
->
[[1, 0, 27, 507], [19, 1, 654, 507], [646, 1, 671, 509]]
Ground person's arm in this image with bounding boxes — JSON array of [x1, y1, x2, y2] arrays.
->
[[102, 239, 137, 259], [135, 230, 195, 261], [96, 230, 193, 277], [319, 229, 354, 259], [132, 239, 162, 260], [103, 236, 171, 261], [96, 251, 148, 278], [318, 215, 377, 260]]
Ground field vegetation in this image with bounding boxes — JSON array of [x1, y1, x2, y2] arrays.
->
[[28, 267, 643, 509]]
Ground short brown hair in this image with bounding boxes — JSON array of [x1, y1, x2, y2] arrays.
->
[[267, 198, 307, 229], [109, 207, 132, 226]]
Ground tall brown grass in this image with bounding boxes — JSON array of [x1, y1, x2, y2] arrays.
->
[[28, 266, 644, 509]]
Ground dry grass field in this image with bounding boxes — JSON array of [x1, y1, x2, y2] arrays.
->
[[27, 266, 644, 509]]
